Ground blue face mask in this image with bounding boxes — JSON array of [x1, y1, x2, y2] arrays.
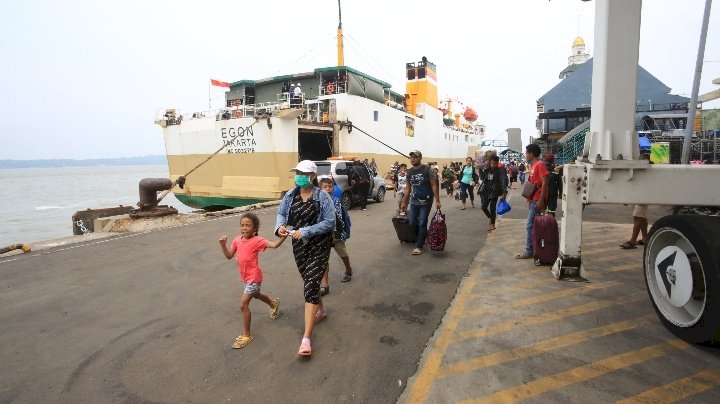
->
[[294, 174, 311, 187]]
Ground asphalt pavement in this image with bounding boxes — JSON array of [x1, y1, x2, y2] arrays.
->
[[1, 191, 487, 403]]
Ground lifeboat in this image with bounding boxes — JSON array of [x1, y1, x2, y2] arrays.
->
[[463, 107, 478, 122]]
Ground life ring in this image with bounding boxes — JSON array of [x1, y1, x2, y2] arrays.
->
[[326, 83, 334, 94]]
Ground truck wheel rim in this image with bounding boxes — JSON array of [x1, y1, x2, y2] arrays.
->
[[645, 227, 706, 327]]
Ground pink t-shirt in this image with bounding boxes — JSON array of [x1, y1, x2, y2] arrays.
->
[[231, 235, 268, 283]]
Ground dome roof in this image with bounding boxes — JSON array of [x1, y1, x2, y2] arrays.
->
[[573, 36, 585, 48]]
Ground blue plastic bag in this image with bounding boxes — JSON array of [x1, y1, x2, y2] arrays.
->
[[497, 199, 511, 215]]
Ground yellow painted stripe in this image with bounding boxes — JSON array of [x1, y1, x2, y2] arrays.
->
[[463, 281, 622, 317], [457, 294, 646, 340], [439, 315, 656, 378], [460, 339, 690, 404], [617, 368, 720, 404], [404, 275, 476, 403]]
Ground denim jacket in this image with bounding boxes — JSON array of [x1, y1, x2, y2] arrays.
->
[[275, 186, 336, 242]]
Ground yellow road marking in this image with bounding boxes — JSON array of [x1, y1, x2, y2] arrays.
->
[[617, 368, 720, 404], [464, 281, 622, 317], [457, 294, 646, 340], [460, 339, 690, 404], [404, 272, 477, 403], [439, 315, 656, 378]]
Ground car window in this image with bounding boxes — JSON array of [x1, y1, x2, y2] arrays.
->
[[335, 162, 347, 175], [316, 163, 331, 176]]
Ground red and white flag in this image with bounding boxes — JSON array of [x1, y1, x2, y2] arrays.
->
[[210, 79, 230, 88]]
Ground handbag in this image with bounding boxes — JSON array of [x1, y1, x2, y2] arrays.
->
[[427, 209, 447, 251], [497, 199, 511, 215], [521, 181, 538, 199]]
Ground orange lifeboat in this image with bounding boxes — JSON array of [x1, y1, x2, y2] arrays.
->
[[463, 107, 478, 122]]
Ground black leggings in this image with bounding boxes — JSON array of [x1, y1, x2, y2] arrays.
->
[[481, 194, 498, 224], [460, 182, 475, 204], [354, 182, 370, 209]]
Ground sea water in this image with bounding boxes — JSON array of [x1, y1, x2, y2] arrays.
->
[[0, 165, 195, 247]]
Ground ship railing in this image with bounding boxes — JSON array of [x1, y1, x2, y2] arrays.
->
[[276, 92, 306, 109], [320, 81, 348, 96]]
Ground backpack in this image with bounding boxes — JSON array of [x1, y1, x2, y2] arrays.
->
[[427, 210, 447, 251]]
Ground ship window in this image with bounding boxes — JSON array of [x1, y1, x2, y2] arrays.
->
[[465, 135, 469, 142], [407, 68, 416, 80], [373, 111, 378, 121], [417, 67, 426, 79]]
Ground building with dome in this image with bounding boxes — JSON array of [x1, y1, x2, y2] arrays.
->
[[534, 37, 689, 162], [559, 36, 591, 80]]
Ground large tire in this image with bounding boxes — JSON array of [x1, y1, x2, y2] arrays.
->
[[340, 191, 353, 210], [375, 186, 386, 202], [643, 215, 720, 343]]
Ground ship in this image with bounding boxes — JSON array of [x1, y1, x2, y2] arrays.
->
[[155, 5, 485, 210]]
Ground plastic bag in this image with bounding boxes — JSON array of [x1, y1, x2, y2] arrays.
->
[[497, 199, 511, 215]]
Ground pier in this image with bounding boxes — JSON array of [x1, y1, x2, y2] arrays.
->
[[2, 188, 720, 402]]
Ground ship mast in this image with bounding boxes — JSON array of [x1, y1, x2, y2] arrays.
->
[[337, 0, 345, 66]]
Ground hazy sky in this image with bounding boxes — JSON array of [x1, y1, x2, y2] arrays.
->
[[1, 0, 718, 160]]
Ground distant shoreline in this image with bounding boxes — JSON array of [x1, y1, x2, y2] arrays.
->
[[0, 155, 167, 169]]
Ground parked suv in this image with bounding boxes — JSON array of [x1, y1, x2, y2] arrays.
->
[[315, 159, 386, 210]]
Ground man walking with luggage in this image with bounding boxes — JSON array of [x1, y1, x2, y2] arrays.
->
[[516, 144, 549, 259], [401, 150, 441, 256]]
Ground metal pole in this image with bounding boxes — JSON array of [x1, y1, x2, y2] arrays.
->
[[682, 0, 713, 164]]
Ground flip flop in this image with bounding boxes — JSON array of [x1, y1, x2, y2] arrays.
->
[[341, 271, 352, 282], [620, 241, 637, 249], [232, 335, 253, 349], [270, 298, 280, 319], [636, 239, 645, 245]]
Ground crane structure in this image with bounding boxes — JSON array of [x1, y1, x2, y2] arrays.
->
[[553, 0, 720, 344]]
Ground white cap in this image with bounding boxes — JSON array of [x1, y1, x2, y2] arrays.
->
[[290, 83, 295, 86], [297, 83, 301, 86], [289, 160, 316, 173]]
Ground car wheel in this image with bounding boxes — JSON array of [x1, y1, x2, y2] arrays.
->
[[375, 187, 385, 202], [643, 214, 720, 343], [341, 191, 353, 210]]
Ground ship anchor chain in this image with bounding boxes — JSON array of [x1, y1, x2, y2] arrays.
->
[[131, 116, 265, 218]]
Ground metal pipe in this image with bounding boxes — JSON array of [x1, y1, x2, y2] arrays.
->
[[681, 0, 713, 164]]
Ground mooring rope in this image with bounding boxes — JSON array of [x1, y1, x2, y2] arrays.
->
[[344, 121, 408, 158]]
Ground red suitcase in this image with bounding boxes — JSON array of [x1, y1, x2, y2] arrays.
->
[[532, 212, 559, 266], [392, 212, 417, 243]]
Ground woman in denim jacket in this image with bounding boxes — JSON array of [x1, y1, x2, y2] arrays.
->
[[275, 160, 336, 357]]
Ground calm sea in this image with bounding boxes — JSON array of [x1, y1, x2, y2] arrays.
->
[[0, 165, 194, 247]]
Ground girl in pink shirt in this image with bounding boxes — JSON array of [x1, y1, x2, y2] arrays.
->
[[219, 212, 287, 349]]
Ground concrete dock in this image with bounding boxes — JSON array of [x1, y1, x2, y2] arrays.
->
[[2, 187, 719, 403]]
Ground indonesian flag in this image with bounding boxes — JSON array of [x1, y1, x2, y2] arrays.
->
[[210, 79, 230, 88]]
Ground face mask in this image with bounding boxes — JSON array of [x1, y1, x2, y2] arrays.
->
[[294, 174, 311, 187]]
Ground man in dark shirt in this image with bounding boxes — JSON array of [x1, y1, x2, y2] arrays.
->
[[400, 150, 441, 256]]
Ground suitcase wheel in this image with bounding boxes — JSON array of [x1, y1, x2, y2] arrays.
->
[[534, 257, 542, 266]]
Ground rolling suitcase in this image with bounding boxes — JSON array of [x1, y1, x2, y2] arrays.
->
[[532, 212, 559, 266], [392, 212, 417, 243]]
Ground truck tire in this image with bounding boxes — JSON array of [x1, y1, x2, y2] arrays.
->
[[643, 214, 720, 343], [341, 191, 353, 211]]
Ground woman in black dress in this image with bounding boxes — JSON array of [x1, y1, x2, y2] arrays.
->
[[275, 160, 336, 357]]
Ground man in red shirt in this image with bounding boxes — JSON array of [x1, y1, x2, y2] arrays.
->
[[516, 143, 549, 259]]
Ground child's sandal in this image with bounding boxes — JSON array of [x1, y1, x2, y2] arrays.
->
[[232, 335, 253, 349]]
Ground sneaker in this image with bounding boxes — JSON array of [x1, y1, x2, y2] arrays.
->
[[270, 298, 280, 319], [515, 252, 533, 259], [411, 248, 423, 256]]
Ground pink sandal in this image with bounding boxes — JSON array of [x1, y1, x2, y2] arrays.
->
[[297, 338, 312, 356], [315, 310, 328, 324]]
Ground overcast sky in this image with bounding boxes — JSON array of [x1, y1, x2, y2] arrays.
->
[[1, 0, 718, 160]]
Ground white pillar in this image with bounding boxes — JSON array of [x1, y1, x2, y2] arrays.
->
[[587, 0, 643, 162], [552, 163, 588, 281]]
